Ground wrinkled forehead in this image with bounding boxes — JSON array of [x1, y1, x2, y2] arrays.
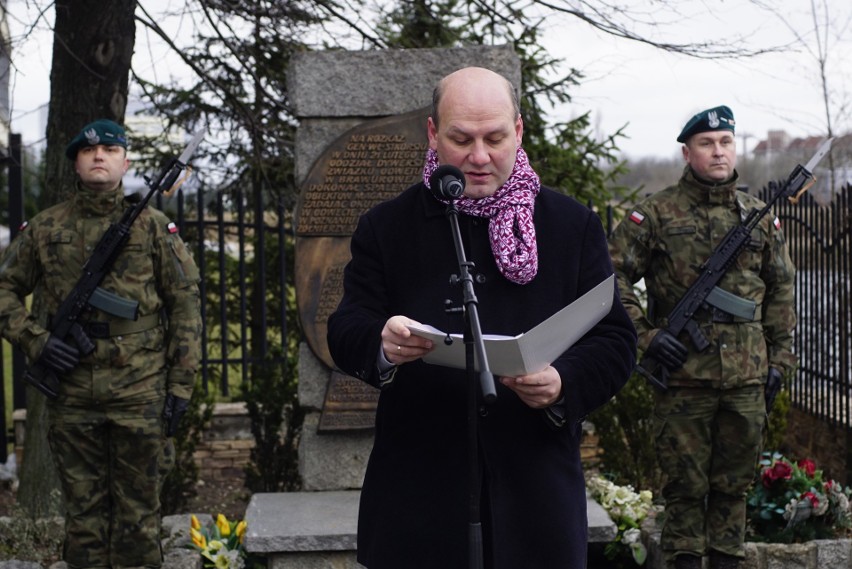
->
[[441, 114, 518, 139]]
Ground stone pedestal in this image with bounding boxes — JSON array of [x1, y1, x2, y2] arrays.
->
[[244, 490, 616, 569], [296, 344, 373, 491]]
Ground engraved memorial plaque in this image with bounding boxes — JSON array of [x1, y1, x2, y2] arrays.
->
[[317, 371, 382, 431], [295, 107, 430, 431]]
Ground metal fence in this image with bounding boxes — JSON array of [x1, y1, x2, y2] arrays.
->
[[150, 187, 290, 396], [758, 183, 852, 427], [2, 134, 26, 463]]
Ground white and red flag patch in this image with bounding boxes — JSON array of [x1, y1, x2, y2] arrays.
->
[[773, 216, 781, 230], [167, 222, 179, 234], [629, 211, 645, 225]]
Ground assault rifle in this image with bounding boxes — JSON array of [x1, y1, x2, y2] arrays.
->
[[23, 128, 205, 399], [636, 137, 833, 391]]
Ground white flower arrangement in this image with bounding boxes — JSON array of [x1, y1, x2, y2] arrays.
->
[[587, 474, 654, 565]]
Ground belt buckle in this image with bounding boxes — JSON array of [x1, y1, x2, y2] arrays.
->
[[86, 321, 110, 339]]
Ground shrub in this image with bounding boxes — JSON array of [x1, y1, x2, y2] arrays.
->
[[242, 350, 303, 492], [588, 373, 662, 495], [765, 386, 791, 452]]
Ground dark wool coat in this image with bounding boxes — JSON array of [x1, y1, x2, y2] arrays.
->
[[327, 182, 637, 569]]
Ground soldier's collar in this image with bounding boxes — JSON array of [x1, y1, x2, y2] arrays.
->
[[684, 167, 738, 205], [74, 181, 126, 217]]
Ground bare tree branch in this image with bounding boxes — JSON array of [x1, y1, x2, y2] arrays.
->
[[531, 0, 790, 59]]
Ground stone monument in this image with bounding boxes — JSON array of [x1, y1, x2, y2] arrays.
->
[[291, 45, 521, 492]]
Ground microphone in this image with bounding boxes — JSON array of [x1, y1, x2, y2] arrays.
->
[[429, 165, 466, 200]]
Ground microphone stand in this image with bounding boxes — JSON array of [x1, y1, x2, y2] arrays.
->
[[441, 199, 497, 569]]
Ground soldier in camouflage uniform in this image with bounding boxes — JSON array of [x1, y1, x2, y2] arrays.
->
[[608, 106, 796, 569], [0, 119, 202, 569]]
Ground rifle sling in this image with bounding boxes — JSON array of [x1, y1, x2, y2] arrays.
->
[[80, 313, 162, 339]]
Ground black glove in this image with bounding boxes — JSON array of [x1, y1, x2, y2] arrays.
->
[[765, 367, 783, 413], [646, 329, 688, 370], [39, 335, 81, 374], [163, 394, 190, 437]]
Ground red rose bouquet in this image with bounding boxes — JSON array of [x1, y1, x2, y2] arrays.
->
[[747, 452, 852, 543]]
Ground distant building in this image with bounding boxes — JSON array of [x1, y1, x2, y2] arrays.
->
[[753, 130, 852, 203], [752, 130, 792, 157], [753, 130, 852, 160]]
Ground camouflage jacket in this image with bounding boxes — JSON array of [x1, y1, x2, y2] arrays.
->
[[608, 166, 797, 388], [0, 183, 201, 403]]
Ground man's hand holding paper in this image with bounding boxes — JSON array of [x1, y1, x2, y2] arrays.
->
[[501, 367, 562, 408], [381, 315, 434, 365]]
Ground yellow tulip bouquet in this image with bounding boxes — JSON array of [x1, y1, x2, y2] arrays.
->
[[189, 513, 248, 569]]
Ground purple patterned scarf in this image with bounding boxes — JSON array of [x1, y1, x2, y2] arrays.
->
[[423, 147, 541, 285]]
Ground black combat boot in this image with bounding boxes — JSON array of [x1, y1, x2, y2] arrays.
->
[[674, 554, 702, 569], [709, 551, 741, 569]]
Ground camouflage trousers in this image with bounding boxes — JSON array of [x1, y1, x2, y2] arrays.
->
[[48, 399, 171, 569], [654, 385, 764, 561]]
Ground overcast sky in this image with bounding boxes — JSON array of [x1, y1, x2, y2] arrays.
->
[[6, 0, 851, 160], [539, 1, 852, 159]]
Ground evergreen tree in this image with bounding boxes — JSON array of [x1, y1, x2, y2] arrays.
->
[[135, 0, 316, 491], [375, 0, 632, 211]]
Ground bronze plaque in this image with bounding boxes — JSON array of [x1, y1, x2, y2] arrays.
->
[[295, 107, 430, 430], [295, 107, 430, 371], [318, 371, 381, 432]]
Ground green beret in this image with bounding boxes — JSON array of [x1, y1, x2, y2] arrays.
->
[[677, 105, 736, 143], [65, 119, 128, 160]]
